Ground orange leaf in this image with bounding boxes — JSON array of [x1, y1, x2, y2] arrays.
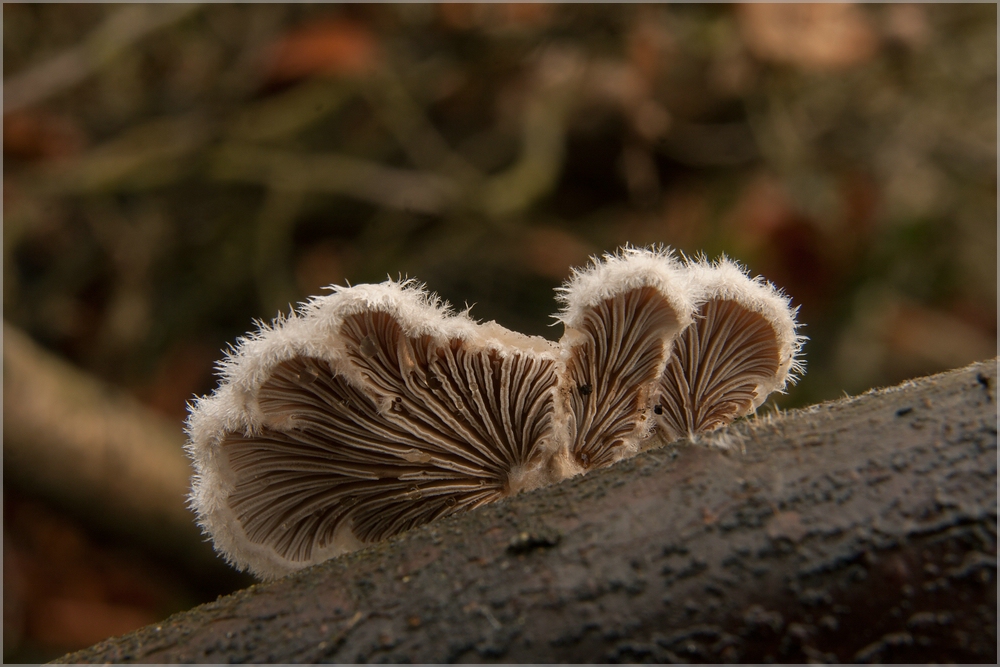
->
[[265, 18, 379, 84], [3, 111, 86, 161]]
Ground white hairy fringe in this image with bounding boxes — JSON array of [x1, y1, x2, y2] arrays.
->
[[554, 244, 696, 333], [677, 252, 807, 399]]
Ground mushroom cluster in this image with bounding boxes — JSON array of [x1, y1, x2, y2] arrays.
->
[[187, 246, 804, 579]]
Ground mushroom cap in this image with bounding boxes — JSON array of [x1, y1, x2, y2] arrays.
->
[[187, 280, 563, 580], [553, 247, 695, 471], [653, 255, 805, 442], [680, 256, 804, 394]]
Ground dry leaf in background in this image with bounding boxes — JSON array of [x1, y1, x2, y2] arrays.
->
[[738, 3, 879, 71], [264, 18, 379, 84]]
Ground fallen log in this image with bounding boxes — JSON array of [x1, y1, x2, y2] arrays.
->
[[57, 359, 997, 664]]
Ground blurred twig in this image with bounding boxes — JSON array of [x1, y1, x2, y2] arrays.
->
[[226, 78, 354, 144], [1, 321, 225, 575], [3, 4, 201, 114], [481, 88, 572, 219], [361, 66, 482, 184], [209, 143, 461, 215], [29, 113, 209, 193], [481, 46, 584, 219]]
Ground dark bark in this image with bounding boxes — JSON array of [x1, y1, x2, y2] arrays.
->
[[56, 359, 998, 664]]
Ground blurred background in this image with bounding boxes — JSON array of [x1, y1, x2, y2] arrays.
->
[[3, 2, 996, 661]]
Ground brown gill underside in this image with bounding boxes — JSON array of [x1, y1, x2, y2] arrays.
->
[[655, 298, 781, 442], [563, 285, 682, 470], [223, 310, 558, 562]]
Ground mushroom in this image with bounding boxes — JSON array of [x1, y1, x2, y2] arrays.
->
[[187, 247, 804, 579], [552, 246, 695, 473], [187, 280, 565, 580], [651, 256, 805, 443]]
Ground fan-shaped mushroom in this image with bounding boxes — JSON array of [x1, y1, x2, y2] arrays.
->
[[553, 246, 695, 472], [652, 257, 805, 443], [187, 281, 564, 579]]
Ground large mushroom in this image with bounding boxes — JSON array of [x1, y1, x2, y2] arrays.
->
[[187, 281, 565, 580]]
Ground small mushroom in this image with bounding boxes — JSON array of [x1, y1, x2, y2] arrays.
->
[[651, 256, 805, 443], [187, 280, 564, 579], [553, 246, 695, 472]]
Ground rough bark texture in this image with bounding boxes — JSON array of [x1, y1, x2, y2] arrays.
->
[[57, 359, 997, 664]]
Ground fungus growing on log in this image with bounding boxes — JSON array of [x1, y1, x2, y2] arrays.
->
[[186, 282, 565, 579], [187, 246, 803, 579], [553, 247, 694, 473], [653, 257, 805, 443]]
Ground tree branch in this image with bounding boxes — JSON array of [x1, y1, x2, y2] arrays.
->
[[56, 359, 997, 663], [3, 4, 201, 114], [2, 322, 232, 581]]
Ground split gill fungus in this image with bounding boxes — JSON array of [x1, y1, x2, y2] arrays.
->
[[186, 246, 804, 579]]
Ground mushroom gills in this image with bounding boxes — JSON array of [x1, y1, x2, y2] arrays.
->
[[654, 298, 781, 442], [222, 309, 559, 564], [561, 285, 683, 471]]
